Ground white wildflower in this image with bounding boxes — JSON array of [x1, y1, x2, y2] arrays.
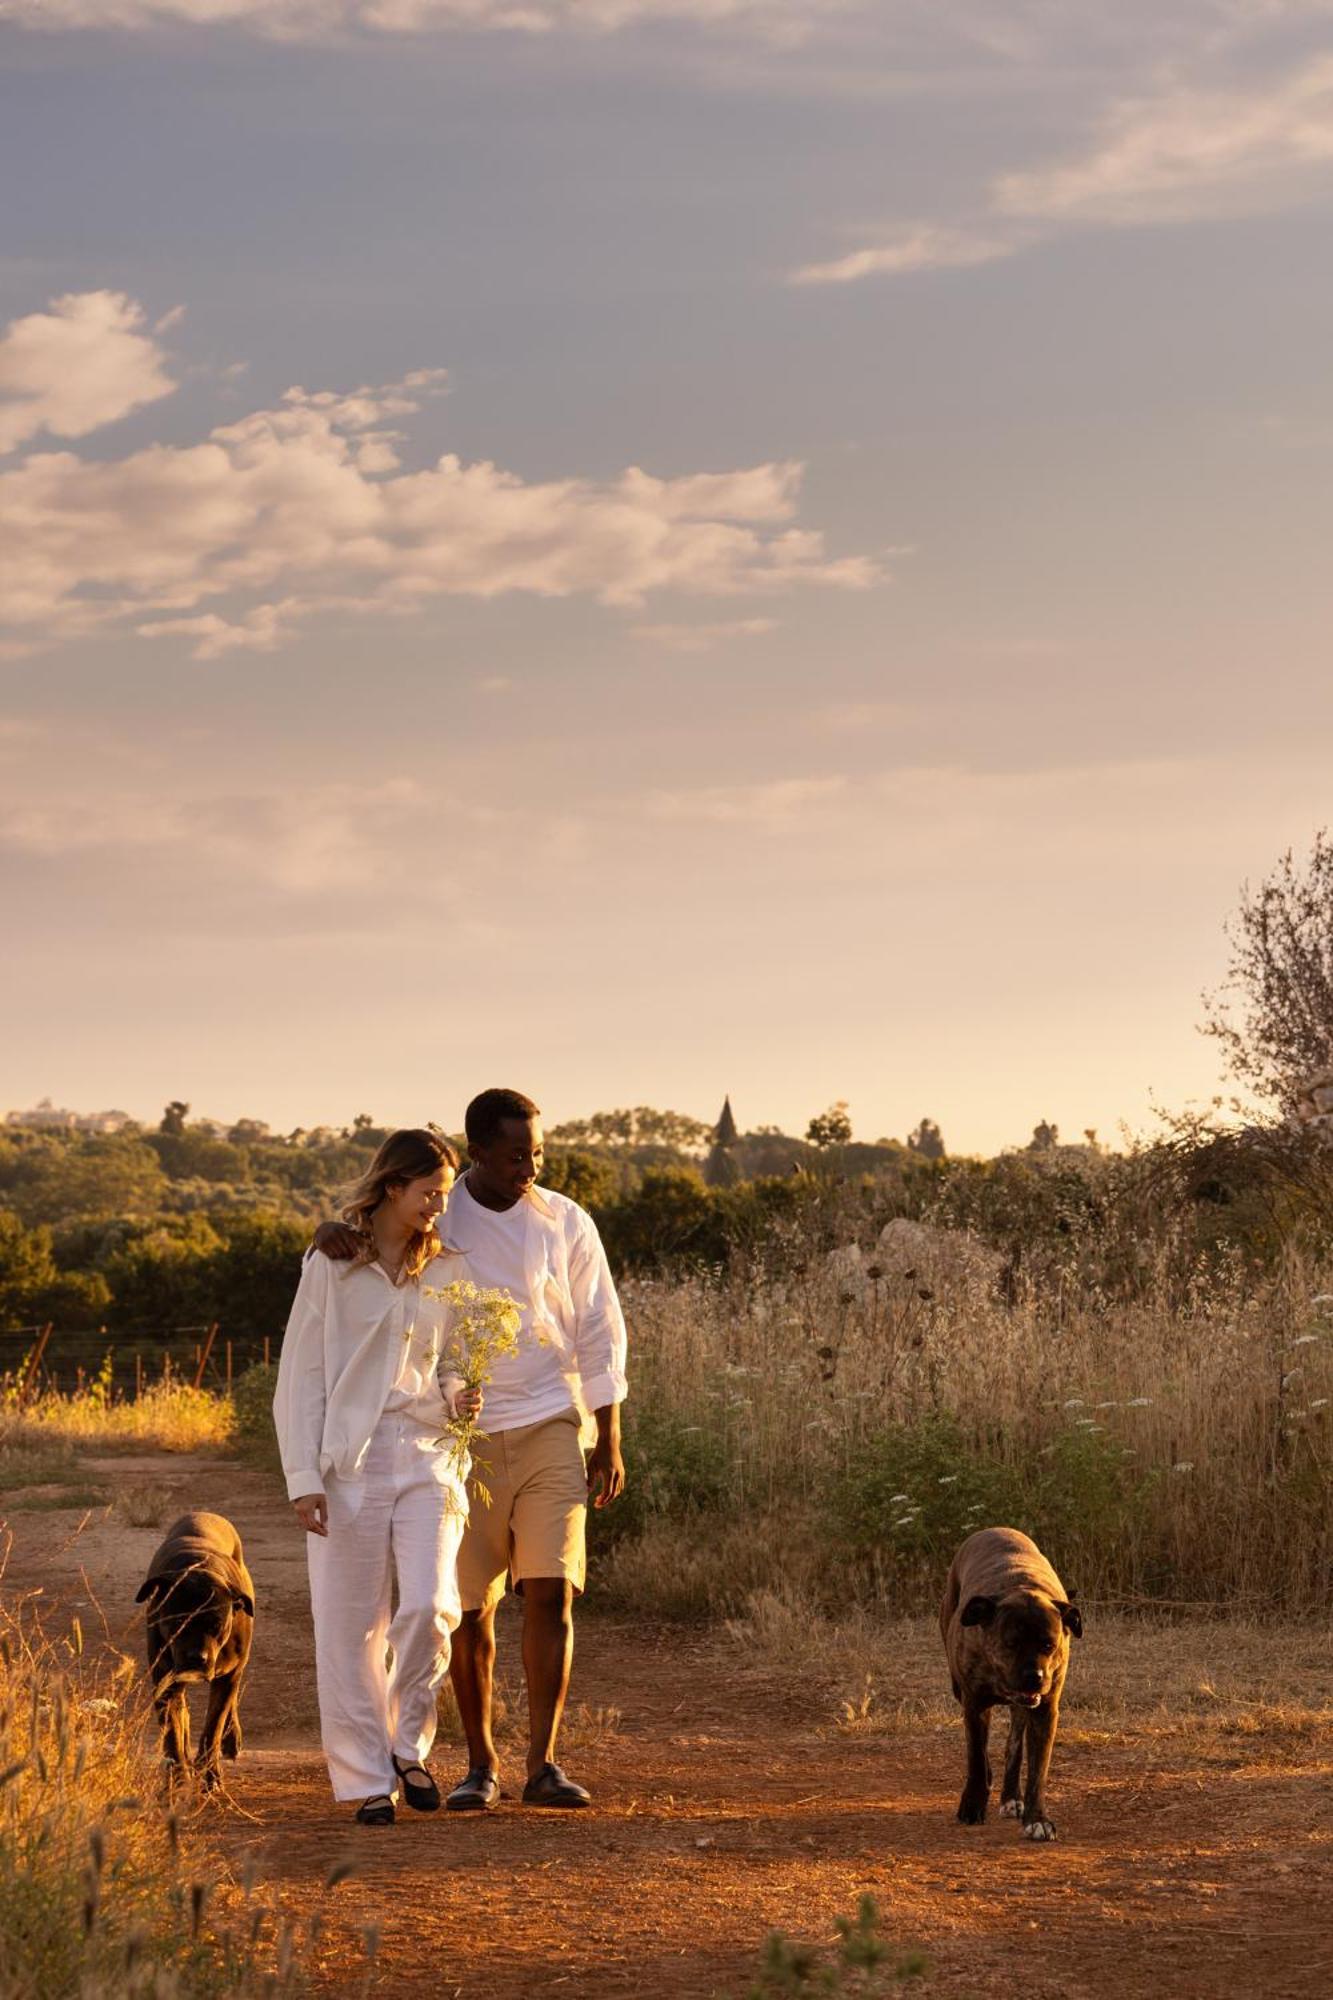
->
[[937, 1474, 959, 1485], [1127, 1396, 1152, 1408], [1172, 1462, 1194, 1474], [889, 1493, 910, 1503], [1311, 1398, 1329, 1410], [1290, 1334, 1319, 1347], [1095, 1400, 1119, 1410], [1062, 1397, 1085, 1409]]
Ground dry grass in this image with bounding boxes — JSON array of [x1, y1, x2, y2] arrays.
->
[[2, 1381, 235, 1456], [719, 1591, 1333, 1764], [612, 1250, 1333, 1613], [0, 1554, 350, 1999]]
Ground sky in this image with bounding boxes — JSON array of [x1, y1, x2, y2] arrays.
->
[[2, 1, 1332, 1155]]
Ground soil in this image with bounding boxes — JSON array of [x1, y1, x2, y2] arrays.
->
[[3, 1452, 1331, 2000]]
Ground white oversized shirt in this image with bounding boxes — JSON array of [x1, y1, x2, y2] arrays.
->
[[434, 1177, 628, 1436], [272, 1250, 465, 1502]]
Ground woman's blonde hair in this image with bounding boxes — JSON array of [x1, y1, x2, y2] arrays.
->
[[339, 1127, 460, 1282]]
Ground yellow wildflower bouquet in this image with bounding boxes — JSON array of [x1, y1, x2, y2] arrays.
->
[[426, 1278, 523, 1505]]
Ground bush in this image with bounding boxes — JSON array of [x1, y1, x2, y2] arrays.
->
[[229, 1362, 279, 1465]]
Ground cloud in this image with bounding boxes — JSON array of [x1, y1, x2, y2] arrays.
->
[[0, 291, 177, 453], [788, 31, 1333, 282], [995, 54, 1333, 225], [647, 774, 845, 826], [790, 224, 1021, 286], [0, 293, 880, 658], [1, 0, 838, 38], [632, 616, 777, 652], [0, 772, 434, 896]]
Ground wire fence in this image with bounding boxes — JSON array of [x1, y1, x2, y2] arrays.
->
[[0, 1323, 276, 1404]]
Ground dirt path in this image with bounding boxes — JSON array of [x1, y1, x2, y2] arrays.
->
[[3, 1453, 1331, 1999]]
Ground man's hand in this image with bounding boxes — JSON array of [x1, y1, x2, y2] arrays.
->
[[294, 1494, 328, 1536], [587, 1407, 625, 1510], [312, 1220, 362, 1261]]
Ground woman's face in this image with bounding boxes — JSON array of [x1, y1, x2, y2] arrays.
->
[[385, 1165, 453, 1234]]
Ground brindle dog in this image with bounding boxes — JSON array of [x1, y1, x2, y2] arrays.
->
[[136, 1511, 255, 1790], [940, 1527, 1083, 1841]]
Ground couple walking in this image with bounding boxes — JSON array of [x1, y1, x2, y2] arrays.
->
[[272, 1087, 628, 1825]]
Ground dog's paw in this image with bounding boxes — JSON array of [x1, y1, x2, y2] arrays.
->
[[956, 1794, 988, 1826], [1000, 1798, 1022, 1819], [1022, 1817, 1057, 1842]]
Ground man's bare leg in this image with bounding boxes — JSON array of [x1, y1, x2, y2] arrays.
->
[[521, 1577, 574, 1778], [449, 1605, 499, 1776]]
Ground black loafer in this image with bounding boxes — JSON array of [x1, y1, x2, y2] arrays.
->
[[521, 1762, 591, 1809], [445, 1767, 500, 1812], [355, 1794, 395, 1826], [392, 1755, 441, 1812]]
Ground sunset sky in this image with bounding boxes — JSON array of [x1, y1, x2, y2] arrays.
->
[[3, 2, 1332, 1154]]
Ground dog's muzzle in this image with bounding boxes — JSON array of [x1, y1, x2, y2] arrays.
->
[[1000, 1688, 1043, 1708]]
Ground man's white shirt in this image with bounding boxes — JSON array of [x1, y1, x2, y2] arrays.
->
[[435, 1177, 628, 1437]]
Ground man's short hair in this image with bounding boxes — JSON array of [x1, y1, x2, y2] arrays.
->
[[465, 1088, 541, 1149]]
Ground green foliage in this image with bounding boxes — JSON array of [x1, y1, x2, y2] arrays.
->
[[229, 1361, 280, 1463], [833, 1418, 1025, 1568], [591, 1399, 731, 1546], [806, 1101, 853, 1150], [543, 1148, 622, 1209], [0, 1132, 168, 1228], [747, 1896, 926, 1995], [0, 1209, 112, 1330]]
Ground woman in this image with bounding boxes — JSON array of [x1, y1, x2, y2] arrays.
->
[[273, 1127, 479, 1825]]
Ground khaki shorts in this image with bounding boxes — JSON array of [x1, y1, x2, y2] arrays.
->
[[457, 1409, 588, 1615]]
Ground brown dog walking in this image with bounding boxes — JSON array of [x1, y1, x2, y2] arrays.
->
[[136, 1510, 255, 1791], [940, 1526, 1082, 1840]]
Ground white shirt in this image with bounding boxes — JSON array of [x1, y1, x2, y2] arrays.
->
[[272, 1250, 465, 1502], [434, 1177, 628, 1436]]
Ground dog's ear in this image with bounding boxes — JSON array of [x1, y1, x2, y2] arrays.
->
[[232, 1591, 255, 1618], [135, 1575, 165, 1604], [959, 1595, 996, 1628], [1057, 1600, 1083, 1638]]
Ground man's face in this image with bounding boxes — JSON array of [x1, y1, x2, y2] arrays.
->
[[470, 1115, 544, 1205]]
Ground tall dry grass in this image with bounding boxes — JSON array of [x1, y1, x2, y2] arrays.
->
[[0, 1560, 342, 1999], [600, 1243, 1333, 1618], [1, 1377, 234, 1456]]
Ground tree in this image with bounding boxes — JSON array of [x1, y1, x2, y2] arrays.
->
[[1029, 1121, 1059, 1152], [159, 1101, 190, 1137], [1202, 831, 1333, 1106], [907, 1118, 945, 1161], [805, 1101, 852, 1150]]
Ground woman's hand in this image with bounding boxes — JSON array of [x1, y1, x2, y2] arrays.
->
[[453, 1384, 483, 1422], [293, 1494, 328, 1536]]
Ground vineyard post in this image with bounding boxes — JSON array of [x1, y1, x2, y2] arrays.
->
[[16, 1324, 53, 1409], [193, 1323, 219, 1390]]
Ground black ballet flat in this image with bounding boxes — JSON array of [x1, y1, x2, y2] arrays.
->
[[355, 1794, 395, 1825], [391, 1755, 441, 1812]]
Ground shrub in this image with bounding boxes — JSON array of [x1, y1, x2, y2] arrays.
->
[[229, 1362, 280, 1466]]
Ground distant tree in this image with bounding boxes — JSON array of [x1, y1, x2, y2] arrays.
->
[[1, 1134, 168, 1228], [352, 1113, 376, 1132], [227, 1118, 271, 1144], [1028, 1121, 1059, 1152], [1202, 831, 1333, 1106], [159, 1101, 190, 1137], [547, 1107, 713, 1153], [906, 1118, 946, 1161], [0, 1208, 111, 1329], [805, 1101, 853, 1150], [542, 1149, 620, 1210]]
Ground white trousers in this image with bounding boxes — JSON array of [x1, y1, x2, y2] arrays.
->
[[307, 1415, 466, 1802]]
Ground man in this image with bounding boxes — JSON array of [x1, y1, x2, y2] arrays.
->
[[315, 1087, 627, 1809]]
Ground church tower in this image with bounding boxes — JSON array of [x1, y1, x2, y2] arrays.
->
[[704, 1095, 740, 1186]]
